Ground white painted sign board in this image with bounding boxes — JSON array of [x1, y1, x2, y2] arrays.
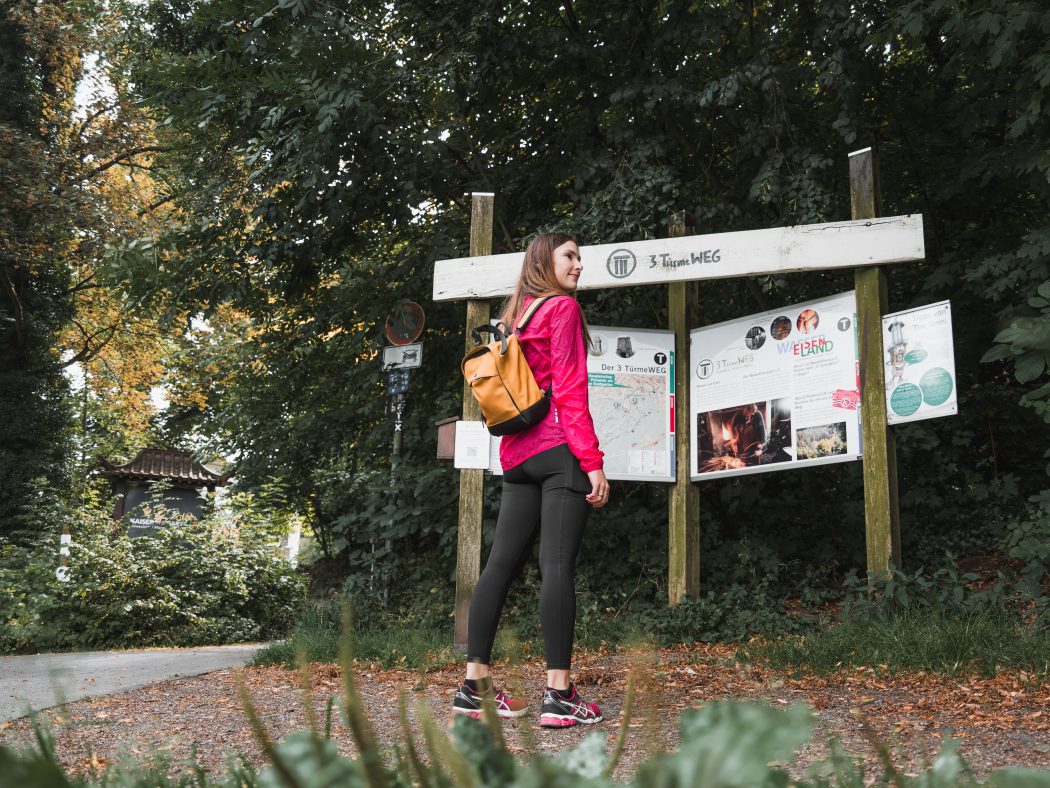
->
[[383, 342, 422, 369], [690, 291, 861, 481], [882, 301, 957, 424], [433, 215, 924, 301]]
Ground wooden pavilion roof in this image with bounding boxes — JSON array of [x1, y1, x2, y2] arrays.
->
[[101, 449, 233, 486]]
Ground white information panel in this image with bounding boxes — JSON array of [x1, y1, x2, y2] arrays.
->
[[882, 301, 957, 424], [486, 326, 676, 483], [690, 291, 861, 481], [587, 326, 676, 482]]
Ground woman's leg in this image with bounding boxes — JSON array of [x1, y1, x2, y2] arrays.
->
[[465, 470, 541, 671], [536, 446, 592, 681]]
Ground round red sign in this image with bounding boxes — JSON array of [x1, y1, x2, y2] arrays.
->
[[385, 301, 425, 346]]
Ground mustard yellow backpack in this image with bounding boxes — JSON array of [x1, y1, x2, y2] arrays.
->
[[461, 297, 552, 435]]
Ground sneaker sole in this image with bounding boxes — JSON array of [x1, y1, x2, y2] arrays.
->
[[540, 713, 603, 727]]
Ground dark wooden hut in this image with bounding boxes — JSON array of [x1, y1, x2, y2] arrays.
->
[[102, 449, 234, 536]]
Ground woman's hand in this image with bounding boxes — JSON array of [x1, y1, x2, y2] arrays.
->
[[586, 469, 610, 508]]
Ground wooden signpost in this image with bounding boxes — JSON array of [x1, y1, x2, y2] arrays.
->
[[453, 193, 493, 649], [851, 148, 902, 577], [441, 150, 919, 645], [667, 213, 700, 604]]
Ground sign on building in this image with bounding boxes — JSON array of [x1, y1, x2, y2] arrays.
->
[[690, 291, 861, 480]]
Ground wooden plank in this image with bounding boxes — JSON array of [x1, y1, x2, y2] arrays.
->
[[454, 193, 493, 651], [851, 148, 902, 579], [667, 212, 700, 604], [434, 214, 924, 301]]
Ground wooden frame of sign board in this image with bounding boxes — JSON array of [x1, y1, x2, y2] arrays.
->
[[436, 149, 918, 648]]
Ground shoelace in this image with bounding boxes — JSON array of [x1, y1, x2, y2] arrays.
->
[[549, 689, 592, 713]]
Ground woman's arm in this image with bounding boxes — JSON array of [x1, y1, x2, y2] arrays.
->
[[548, 298, 604, 474]]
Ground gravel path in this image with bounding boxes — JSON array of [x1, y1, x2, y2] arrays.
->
[[0, 645, 265, 723], [2, 645, 1049, 781]]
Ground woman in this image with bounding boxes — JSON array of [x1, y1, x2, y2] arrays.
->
[[452, 231, 610, 728]]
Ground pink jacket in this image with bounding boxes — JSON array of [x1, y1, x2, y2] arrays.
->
[[499, 295, 604, 474]]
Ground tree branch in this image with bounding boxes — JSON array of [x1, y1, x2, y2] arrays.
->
[[82, 146, 171, 181], [63, 320, 119, 367], [1, 265, 25, 348], [138, 194, 176, 217], [75, 101, 119, 140], [64, 271, 99, 296]]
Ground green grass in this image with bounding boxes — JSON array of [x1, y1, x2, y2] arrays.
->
[[748, 606, 1050, 676], [253, 619, 459, 670]]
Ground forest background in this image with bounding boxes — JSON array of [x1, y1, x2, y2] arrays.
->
[[2, 0, 1050, 655]]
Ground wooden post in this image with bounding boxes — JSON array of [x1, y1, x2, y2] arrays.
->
[[667, 211, 701, 604], [454, 192, 494, 650], [851, 147, 902, 578]]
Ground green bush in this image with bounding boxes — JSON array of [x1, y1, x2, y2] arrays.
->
[[1004, 508, 1050, 628], [748, 550, 1050, 676], [646, 579, 811, 646], [840, 555, 1002, 621], [752, 605, 1050, 677], [0, 502, 306, 654]]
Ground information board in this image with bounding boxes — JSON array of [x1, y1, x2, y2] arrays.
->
[[486, 326, 676, 482], [690, 291, 861, 481], [587, 326, 676, 482], [882, 301, 957, 424]]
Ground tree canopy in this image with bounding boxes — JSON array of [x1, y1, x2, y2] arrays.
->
[[3, 0, 1048, 608]]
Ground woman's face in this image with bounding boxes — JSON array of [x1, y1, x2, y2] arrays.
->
[[552, 240, 582, 292]]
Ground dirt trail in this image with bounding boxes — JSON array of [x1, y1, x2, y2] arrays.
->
[[2, 645, 1048, 781]]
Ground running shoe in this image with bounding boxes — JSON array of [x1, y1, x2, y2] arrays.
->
[[539, 684, 603, 727], [452, 683, 529, 719]]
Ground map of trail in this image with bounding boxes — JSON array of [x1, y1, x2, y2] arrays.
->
[[589, 373, 668, 478]]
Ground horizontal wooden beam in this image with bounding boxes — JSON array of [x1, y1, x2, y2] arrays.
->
[[433, 214, 924, 302]]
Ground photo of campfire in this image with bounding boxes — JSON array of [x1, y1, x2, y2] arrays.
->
[[696, 399, 792, 474], [795, 422, 848, 459]]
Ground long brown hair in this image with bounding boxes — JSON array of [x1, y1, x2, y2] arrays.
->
[[499, 232, 592, 347]]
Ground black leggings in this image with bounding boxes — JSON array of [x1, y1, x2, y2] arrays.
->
[[467, 444, 592, 670]]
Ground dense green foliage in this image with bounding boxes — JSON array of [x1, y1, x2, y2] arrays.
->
[[0, 2, 79, 539], [0, 499, 305, 653], [2, 0, 1050, 645], [95, 0, 1050, 628]]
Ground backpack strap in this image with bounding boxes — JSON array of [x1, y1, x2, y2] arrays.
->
[[514, 296, 554, 334]]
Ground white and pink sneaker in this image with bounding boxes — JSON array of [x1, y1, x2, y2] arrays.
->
[[452, 683, 529, 719], [539, 684, 603, 728]]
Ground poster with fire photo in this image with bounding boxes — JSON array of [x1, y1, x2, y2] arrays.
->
[[689, 291, 861, 481]]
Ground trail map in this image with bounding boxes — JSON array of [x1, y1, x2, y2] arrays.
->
[[587, 326, 676, 482]]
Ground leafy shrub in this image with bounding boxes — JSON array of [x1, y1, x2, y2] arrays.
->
[[0, 501, 306, 654], [0, 537, 67, 654], [646, 580, 811, 645], [841, 554, 1002, 621], [1004, 508, 1050, 629]]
